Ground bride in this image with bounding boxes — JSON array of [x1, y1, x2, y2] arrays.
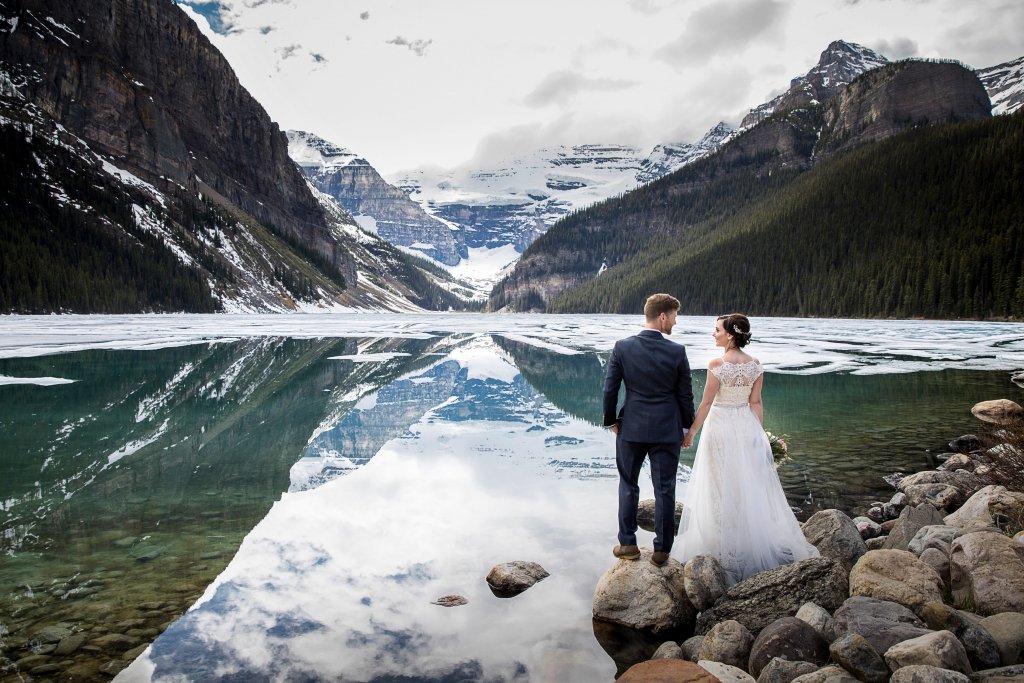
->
[[677, 313, 818, 585]]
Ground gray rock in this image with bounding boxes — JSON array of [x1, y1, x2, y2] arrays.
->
[[898, 470, 983, 496], [33, 625, 73, 644], [833, 596, 932, 655], [699, 660, 757, 683], [682, 635, 705, 662], [979, 612, 1024, 666], [938, 453, 975, 473], [796, 602, 837, 642], [865, 537, 888, 551], [919, 547, 951, 583], [485, 560, 549, 596], [889, 665, 971, 683], [883, 630, 973, 675], [884, 504, 946, 551], [958, 623, 1004, 671], [802, 510, 868, 571], [867, 507, 885, 524], [829, 633, 890, 683], [909, 525, 958, 556], [652, 641, 683, 659], [698, 619, 754, 670], [904, 483, 965, 512], [684, 554, 728, 611], [756, 658, 819, 683], [748, 617, 831, 678], [696, 558, 849, 636], [593, 548, 696, 633], [950, 531, 1024, 615], [637, 498, 683, 533], [54, 633, 88, 656], [853, 517, 882, 540], [791, 665, 853, 683], [969, 664, 1024, 682]]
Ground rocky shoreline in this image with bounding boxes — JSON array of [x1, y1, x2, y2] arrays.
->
[[593, 398, 1024, 683]]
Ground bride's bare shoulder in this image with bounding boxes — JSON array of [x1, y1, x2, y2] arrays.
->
[[708, 358, 725, 370]]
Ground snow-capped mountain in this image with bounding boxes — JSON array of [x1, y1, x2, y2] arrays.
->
[[287, 130, 463, 268], [635, 122, 734, 184], [977, 54, 1024, 115], [741, 40, 890, 128]]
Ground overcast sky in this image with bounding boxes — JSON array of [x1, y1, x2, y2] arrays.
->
[[180, 0, 1022, 175]]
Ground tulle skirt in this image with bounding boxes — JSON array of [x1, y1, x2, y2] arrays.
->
[[676, 403, 819, 585]]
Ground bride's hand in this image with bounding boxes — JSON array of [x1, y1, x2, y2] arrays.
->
[[682, 435, 694, 448]]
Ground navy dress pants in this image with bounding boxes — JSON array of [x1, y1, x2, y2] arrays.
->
[[616, 435, 680, 552]]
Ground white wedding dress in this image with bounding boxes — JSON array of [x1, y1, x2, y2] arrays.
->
[[676, 360, 819, 585]]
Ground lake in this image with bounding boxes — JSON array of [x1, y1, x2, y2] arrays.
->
[[1, 314, 1022, 682]]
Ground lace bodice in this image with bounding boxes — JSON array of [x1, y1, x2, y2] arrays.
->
[[710, 360, 763, 407]]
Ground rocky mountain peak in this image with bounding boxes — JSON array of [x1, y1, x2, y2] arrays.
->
[[742, 40, 889, 128], [635, 121, 734, 184], [977, 54, 1024, 115], [287, 130, 364, 169]]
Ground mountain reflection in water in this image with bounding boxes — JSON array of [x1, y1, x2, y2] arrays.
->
[[0, 326, 1019, 682]]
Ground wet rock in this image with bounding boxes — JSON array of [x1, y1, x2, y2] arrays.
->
[[969, 664, 1024, 682], [748, 617, 830, 678], [853, 516, 882, 540], [795, 602, 836, 642], [971, 399, 1024, 425], [979, 612, 1024, 665], [949, 435, 983, 454], [681, 635, 704, 662], [908, 525, 957, 556], [945, 486, 1024, 530], [755, 657, 818, 683], [883, 631, 973, 675], [652, 641, 683, 659], [99, 659, 129, 676], [33, 625, 73, 644], [918, 547, 950, 583], [592, 619, 665, 675], [485, 561, 549, 597], [950, 531, 1024, 615], [593, 548, 695, 634], [618, 658, 720, 682], [697, 619, 754, 670], [54, 633, 88, 656], [832, 596, 932, 655], [888, 665, 971, 683], [829, 633, 890, 683], [802, 510, 868, 571], [637, 498, 683, 533], [125, 643, 149, 659], [849, 549, 943, 610], [15, 654, 52, 670], [431, 595, 467, 607], [699, 659, 757, 682], [696, 558, 848, 636], [92, 633, 142, 654], [684, 554, 727, 611], [30, 661, 66, 675], [883, 504, 946, 551]]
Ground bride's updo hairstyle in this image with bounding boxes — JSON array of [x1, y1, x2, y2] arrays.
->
[[718, 313, 752, 348]]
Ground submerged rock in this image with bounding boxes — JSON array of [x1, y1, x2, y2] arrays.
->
[[431, 595, 468, 607], [485, 561, 549, 597]]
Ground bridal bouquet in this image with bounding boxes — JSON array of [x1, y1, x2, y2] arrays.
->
[[766, 431, 791, 468]]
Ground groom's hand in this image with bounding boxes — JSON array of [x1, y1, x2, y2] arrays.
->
[[609, 423, 619, 434]]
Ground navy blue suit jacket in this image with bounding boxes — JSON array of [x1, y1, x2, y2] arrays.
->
[[603, 329, 696, 443]]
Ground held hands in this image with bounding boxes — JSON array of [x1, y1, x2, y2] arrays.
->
[[682, 434, 694, 449]]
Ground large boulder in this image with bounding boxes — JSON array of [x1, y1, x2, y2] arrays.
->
[[849, 549, 944, 611], [747, 617, 830, 678], [697, 619, 754, 670], [802, 510, 868, 571], [888, 665, 971, 683], [829, 633, 890, 683], [970, 399, 1024, 425], [884, 504, 946, 551], [698, 660, 757, 683], [944, 486, 1024, 529], [696, 558, 848, 636], [979, 612, 1024, 666], [949, 531, 1024, 615], [832, 596, 932, 655], [618, 658, 720, 682], [684, 554, 728, 611], [970, 664, 1024, 683], [755, 658, 818, 683], [485, 561, 549, 597], [897, 470, 983, 496], [883, 631, 973, 675], [593, 549, 696, 633], [916, 602, 1002, 671], [795, 602, 836, 642]]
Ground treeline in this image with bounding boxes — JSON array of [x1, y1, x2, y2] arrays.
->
[[0, 128, 217, 313], [549, 111, 1024, 319]]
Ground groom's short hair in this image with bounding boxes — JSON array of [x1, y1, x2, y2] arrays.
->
[[644, 293, 680, 321]]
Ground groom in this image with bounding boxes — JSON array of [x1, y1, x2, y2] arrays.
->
[[603, 293, 695, 567]]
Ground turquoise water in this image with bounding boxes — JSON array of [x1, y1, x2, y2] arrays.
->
[[0, 325, 1020, 681]]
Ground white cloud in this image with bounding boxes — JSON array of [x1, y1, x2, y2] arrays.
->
[[655, 0, 791, 67], [523, 70, 635, 107]]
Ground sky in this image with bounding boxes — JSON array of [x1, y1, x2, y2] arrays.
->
[[178, 0, 1023, 176]]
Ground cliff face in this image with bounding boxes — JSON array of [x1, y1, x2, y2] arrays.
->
[[0, 0, 353, 284], [820, 60, 991, 158]]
